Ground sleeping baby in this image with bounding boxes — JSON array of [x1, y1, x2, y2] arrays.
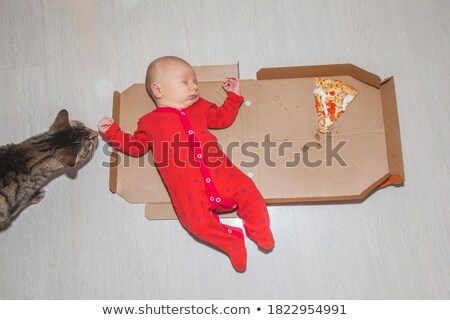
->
[[98, 56, 274, 271]]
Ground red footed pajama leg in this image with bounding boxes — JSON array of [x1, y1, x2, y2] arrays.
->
[[223, 173, 275, 250], [191, 215, 247, 272], [177, 208, 247, 272], [238, 192, 275, 251]]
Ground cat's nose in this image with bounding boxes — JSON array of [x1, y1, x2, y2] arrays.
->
[[90, 131, 98, 138]]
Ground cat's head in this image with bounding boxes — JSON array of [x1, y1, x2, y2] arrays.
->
[[48, 110, 98, 167]]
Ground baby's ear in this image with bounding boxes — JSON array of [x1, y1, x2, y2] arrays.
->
[[151, 82, 163, 99]]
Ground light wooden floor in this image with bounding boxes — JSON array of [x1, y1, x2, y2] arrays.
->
[[1, 0, 449, 299]]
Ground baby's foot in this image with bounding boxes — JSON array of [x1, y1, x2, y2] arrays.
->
[[230, 255, 247, 272], [227, 242, 247, 272], [244, 226, 275, 250]]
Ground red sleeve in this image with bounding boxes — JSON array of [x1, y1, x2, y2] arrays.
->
[[102, 116, 153, 157], [207, 91, 244, 129]]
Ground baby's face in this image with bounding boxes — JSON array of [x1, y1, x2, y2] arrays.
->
[[160, 62, 199, 109]]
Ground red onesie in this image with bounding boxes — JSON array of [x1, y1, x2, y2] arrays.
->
[[102, 92, 274, 271]]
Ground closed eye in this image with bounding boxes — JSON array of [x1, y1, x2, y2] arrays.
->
[[182, 79, 198, 85]]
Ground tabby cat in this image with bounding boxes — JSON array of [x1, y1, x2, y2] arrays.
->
[[0, 109, 98, 229]]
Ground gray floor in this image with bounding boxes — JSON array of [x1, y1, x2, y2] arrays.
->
[[1, 0, 449, 299]]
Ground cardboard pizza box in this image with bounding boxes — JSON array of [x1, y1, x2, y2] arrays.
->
[[108, 63, 405, 220]]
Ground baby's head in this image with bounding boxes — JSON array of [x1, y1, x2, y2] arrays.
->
[[145, 56, 199, 109]]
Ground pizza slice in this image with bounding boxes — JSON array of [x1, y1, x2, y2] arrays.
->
[[313, 77, 358, 133]]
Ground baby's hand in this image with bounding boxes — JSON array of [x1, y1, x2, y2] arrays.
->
[[223, 76, 240, 96], [97, 116, 114, 134]]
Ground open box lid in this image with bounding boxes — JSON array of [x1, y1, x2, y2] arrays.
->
[[108, 63, 404, 220], [256, 63, 405, 190]]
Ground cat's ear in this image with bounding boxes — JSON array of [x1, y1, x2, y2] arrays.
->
[[55, 149, 77, 167], [50, 109, 70, 131]]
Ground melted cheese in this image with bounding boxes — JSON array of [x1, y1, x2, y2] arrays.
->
[[314, 87, 331, 127], [342, 94, 355, 111]]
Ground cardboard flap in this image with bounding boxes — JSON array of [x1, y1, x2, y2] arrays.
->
[[145, 203, 238, 221], [193, 64, 239, 82], [380, 77, 405, 183], [109, 91, 121, 193], [257, 64, 381, 88], [145, 203, 176, 220]]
